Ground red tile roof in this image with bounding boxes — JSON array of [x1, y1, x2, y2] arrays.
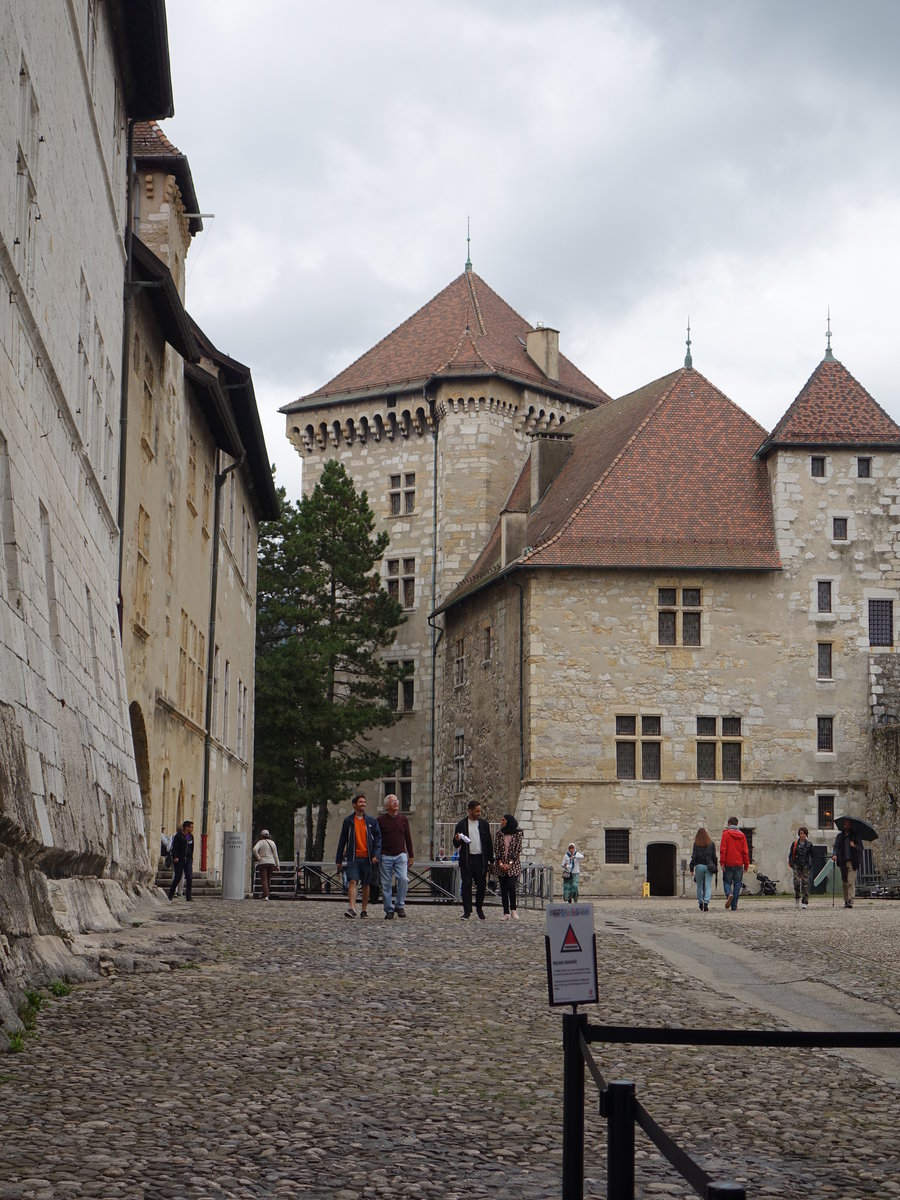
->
[[133, 120, 182, 157], [283, 271, 610, 411], [758, 356, 900, 455], [441, 367, 780, 610]]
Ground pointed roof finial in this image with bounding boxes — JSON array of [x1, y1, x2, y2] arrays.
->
[[465, 215, 472, 273], [824, 307, 835, 361], [684, 318, 693, 369]]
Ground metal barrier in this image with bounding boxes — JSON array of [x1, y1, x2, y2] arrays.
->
[[562, 1014, 900, 1199], [289, 859, 553, 907]]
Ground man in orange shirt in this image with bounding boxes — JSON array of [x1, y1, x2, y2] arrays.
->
[[335, 793, 382, 918]]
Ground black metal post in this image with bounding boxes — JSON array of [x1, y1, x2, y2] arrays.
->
[[706, 1185, 746, 1199], [605, 1081, 635, 1200], [562, 1011, 588, 1200]]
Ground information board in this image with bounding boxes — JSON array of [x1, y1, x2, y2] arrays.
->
[[545, 902, 598, 1006]]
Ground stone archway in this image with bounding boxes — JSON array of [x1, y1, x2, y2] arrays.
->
[[646, 842, 677, 897], [128, 702, 151, 849]]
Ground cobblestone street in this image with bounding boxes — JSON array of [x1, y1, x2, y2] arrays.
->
[[1, 893, 898, 1199]]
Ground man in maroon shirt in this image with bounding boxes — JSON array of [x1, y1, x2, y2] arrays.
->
[[377, 794, 414, 919]]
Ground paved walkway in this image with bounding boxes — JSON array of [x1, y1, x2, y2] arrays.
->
[[1, 892, 899, 1199]]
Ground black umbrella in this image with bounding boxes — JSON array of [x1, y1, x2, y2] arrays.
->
[[833, 815, 878, 841]]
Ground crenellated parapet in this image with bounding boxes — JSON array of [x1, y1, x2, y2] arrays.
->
[[289, 401, 436, 452]]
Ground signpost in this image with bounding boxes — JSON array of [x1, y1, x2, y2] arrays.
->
[[545, 902, 598, 1007]]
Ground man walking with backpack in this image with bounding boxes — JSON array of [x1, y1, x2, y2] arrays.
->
[[788, 825, 814, 909]]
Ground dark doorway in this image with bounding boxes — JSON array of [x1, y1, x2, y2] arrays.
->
[[646, 843, 676, 896]]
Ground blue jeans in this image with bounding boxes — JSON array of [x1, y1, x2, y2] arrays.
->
[[380, 853, 409, 912], [694, 863, 712, 906], [723, 865, 744, 909]]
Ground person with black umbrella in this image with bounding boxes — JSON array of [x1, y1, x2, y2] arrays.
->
[[832, 817, 862, 909]]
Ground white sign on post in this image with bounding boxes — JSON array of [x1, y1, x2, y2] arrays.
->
[[545, 902, 598, 1006]]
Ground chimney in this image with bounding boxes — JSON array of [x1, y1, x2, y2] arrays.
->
[[530, 433, 573, 508], [500, 511, 527, 567], [525, 324, 559, 381]]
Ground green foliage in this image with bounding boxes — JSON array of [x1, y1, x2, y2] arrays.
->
[[19, 992, 43, 1031], [48, 980, 70, 997], [253, 461, 405, 860], [6, 1031, 25, 1054]]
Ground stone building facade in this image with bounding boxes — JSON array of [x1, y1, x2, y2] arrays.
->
[[283, 266, 608, 855], [121, 122, 278, 883], [438, 354, 900, 893], [0, 1, 173, 1024]]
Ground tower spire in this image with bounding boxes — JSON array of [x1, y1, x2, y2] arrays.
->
[[465, 216, 472, 273], [684, 318, 693, 369], [824, 307, 834, 361]]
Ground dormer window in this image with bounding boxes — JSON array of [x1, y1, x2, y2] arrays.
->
[[810, 455, 826, 478]]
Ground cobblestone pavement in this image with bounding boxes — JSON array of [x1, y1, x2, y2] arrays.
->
[[1, 893, 899, 1200]]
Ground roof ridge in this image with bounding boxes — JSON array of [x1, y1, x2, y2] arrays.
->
[[466, 271, 487, 336], [436, 326, 495, 375], [522, 371, 683, 564]]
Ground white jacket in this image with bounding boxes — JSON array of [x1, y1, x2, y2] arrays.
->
[[253, 838, 280, 867], [562, 850, 584, 876]]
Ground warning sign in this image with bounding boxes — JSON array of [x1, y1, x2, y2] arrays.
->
[[545, 903, 598, 1006]]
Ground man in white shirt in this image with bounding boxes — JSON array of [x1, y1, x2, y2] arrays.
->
[[453, 799, 494, 920]]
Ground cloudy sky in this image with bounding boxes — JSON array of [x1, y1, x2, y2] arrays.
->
[[163, 0, 900, 500]]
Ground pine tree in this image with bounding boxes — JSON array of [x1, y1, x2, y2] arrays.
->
[[253, 461, 404, 861]]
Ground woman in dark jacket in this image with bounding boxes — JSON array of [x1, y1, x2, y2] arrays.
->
[[689, 827, 717, 912], [494, 814, 524, 921]]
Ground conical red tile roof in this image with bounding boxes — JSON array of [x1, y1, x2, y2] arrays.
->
[[284, 270, 609, 410], [758, 356, 900, 455]]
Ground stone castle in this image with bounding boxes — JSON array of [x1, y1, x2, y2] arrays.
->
[[285, 264, 900, 892]]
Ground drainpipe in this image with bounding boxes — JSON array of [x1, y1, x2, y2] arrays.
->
[[512, 578, 525, 782], [200, 449, 245, 872], [116, 119, 136, 634], [427, 391, 441, 857]]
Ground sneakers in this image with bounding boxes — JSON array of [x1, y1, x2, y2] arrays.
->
[[360, 910, 368, 919], [384, 911, 394, 920], [511, 910, 519, 920], [476, 909, 486, 921], [395, 908, 406, 919], [801, 902, 809, 910], [500, 913, 510, 922], [345, 907, 357, 918], [460, 913, 471, 920], [703, 903, 709, 912], [725, 895, 732, 910]]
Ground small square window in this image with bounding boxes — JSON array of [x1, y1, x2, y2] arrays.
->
[[682, 588, 701, 607], [817, 793, 835, 828], [642, 715, 661, 736], [817, 580, 832, 613], [857, 457, 871, 479], [810, 456, 826, 477], [722, 716, 742, 737], [833, 517, 848, 541], [658, 587, 676, 606], [697, 716, 716, 737], [605, 829, 630, 864], [817, 642, 832, 678], [817, 716, 834, 752], [616, 715, 636, 736]]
